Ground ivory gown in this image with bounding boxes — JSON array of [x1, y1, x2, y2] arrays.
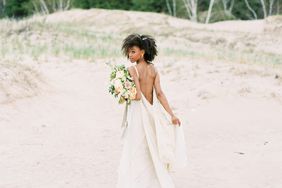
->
[[116, 65, 187, 188]]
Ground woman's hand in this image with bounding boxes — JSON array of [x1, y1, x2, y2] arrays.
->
[[171, 115, 181, 126]]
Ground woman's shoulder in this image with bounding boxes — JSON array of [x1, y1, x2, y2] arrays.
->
[[127, 65, 137, 78], [148, 63, 159, 76], [127, 65, 134, 70], [127, 65, 137, 71]]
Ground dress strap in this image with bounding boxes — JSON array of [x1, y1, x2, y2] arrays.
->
[[133, 65, 139, 78]]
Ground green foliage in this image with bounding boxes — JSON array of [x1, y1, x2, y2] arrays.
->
[[3, 0, 31, 18], [131, 0, 166, 12], [199, 10, 237, 23], [198, 0, 210, 12], [1, 0, 282, 21], [198, 1, 237, 23], [95, 0, 133, 10], [72, 0, 91, 9], [232, 0, 261, 20]]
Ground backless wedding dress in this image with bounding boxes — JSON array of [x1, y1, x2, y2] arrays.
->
[[116, 65, 187, 188]]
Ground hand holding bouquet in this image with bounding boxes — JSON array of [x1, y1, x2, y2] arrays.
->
[[108, 64, 137, 104]]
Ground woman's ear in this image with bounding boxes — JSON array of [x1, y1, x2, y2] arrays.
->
[[141, 49, 145, 57]]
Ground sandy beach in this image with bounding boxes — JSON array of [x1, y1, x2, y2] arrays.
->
[[1, 8, 282, 188]]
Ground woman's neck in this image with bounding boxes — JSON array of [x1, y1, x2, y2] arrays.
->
[[136, 59, 149, 65]]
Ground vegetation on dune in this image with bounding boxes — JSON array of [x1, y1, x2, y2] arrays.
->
[[0, 7, 281, 103], [0, 0, 282, 23], [0, 9, 281, 67]]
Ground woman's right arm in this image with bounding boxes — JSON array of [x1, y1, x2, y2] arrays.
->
[[128, 66, 142, 100], [154, 69, 181, 126]]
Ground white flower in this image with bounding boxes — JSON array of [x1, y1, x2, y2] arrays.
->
[[116, 71, 125, 79], [114, 79, 123, 93]]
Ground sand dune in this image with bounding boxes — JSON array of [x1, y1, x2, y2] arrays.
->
[[0, 8, 282, 188]]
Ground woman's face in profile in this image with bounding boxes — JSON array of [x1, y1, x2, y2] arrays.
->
[[127, 46, 144, 63]]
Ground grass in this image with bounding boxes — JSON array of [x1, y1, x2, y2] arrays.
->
[[0, 18, 123, 61], [0, 13, 281, 69]]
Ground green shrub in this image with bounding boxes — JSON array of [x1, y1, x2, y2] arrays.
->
[[4, 0, 31, 18], [199, 10, 237, 23]]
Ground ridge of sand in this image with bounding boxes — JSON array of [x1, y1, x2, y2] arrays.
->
[[45, 8, 282, 34]]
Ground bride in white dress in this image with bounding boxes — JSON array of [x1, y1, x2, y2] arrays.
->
[[116, 34, 187, 188]]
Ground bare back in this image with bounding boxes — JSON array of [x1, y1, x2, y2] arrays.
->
[[133, 63, 156, 105]]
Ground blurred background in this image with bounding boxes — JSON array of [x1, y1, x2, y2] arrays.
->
[[1, 0, 282, 22], [0, 0, 282, 188]]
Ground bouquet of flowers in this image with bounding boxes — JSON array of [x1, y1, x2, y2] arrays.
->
[[107, 64, 137, 104]]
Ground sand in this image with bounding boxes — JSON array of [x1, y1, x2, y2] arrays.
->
[[1, 8, 282, 188], [0, 57, 282, 188]]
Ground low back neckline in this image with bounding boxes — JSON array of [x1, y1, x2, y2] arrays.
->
[[133, 65, 154, 106]]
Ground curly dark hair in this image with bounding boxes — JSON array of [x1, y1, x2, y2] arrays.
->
[[121, 34, 158, 63]]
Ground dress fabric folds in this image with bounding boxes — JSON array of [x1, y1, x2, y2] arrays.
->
[[116, 66, 187, 188]]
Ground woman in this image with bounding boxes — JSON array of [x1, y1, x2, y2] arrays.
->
[[116, 34, 187, 188]]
